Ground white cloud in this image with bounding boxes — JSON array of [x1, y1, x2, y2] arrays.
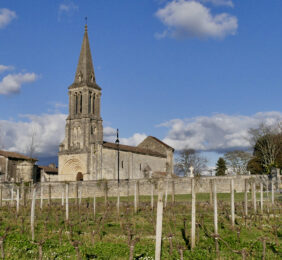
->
[[0, 73, 37, 95], [0, 65, 14, 73], [103, 126, 147, 146], [58, 2, 78, 19], [155, 0, 238, 39], [0, 114, 67, 156], [0, 116, 147, 156], [160, 112, 282, 152], [0, 8, 16, 29], [201, 0, 234, 7]]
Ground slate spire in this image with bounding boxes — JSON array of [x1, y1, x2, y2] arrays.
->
[[74, 24, 96, 84]]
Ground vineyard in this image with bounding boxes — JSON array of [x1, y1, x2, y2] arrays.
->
[[0, 179, 281, 259]]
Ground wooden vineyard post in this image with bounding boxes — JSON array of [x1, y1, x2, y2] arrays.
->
[[260, 182, 263, 214], [11, 185, 14, 206], [93, 193, 96, 219], [230, 179, 235, 227], [266, 179, 269, 200], [75, 183, 79, 206], [65, 183, 69, 221], [117, 185, 120, 216], [134, 181, 138, 214], [209, 179, 213, 206], [244, 179, 248, 217], [151, 183, 154, 210], [212, 180, 219, 258], [191, 178, 196, 250], [164, 180, 168, 208], [0, 184, 2, 207], [252, 181, 256, 213], [40, 184, 43, 210], [271, 180, 274, 205], [79, 188, 82, 207], [171, 180, 175, 204], [61, 189, 64, 207], [48, 184, 51, 207], [16, 186, 20, 215], [155, 181, 164, 260], [104, 181, 108, 207], [31, 185, 36, 241]]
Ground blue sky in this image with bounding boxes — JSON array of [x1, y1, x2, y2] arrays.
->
[[0, 0, 281, 166]]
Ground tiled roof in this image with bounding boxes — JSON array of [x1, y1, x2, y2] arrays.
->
[[147, 136, 174, 151], [103, 142, 166, 158], [38, 166, 58, 174], [0, 150, 37, 161]]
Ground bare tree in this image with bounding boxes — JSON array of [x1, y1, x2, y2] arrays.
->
[[175, 149, 208, 176], [248, 122, 282, 173], [25, 130, 37, 158], [224, 150, 252, 175]]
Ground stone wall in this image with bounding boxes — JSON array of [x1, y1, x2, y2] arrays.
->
[[0, 174, 280, 200], [102, 148, 167, 180]]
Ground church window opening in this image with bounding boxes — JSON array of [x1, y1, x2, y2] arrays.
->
[[88, 94, 91, 113], [140, 164, 142, 171], [121, 161, 124, 168], [75, 94, 78, 114], [80, 93, 82, 113], [76, 172, 83, 181], [92, 95, 95, 114], [91, 125, 93, 135]]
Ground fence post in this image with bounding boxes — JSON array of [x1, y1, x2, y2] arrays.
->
[[31, 185, 36, 241], [0, 184, 2, 207], [212, 180, 219, 258], [155, 181, 164, 260], [134, 181, 138, 213], [65, 183, 69, 221], [117, 185, 120, 216], [164, 180, 168, 208], [260, 182, 263, 214], [191, 178, 196, 249], [171, 180, 175, 204], [230, 179, 235, 227], [40, 184, 43, 210], [61, 189, 64, 207], [16, 186, 20, 214], [244, 179, 248, 216], [209, 179, 213, 206], [75, 183, 79, 206], [11, 185, 14, 205], [151, 183, 154, 210], [93, 193, 96, 219], [48, 184, 51, 206], [252, 181, 256, 213], [271, 179, 274, 205]]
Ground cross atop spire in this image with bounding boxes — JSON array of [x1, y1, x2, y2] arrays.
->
[[72, 23, 100, 89]]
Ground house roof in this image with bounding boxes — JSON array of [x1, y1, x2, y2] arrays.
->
[[147, 136, 174, 151], [0, 150, 37, 161], [38, 166, 58, 174], [103, 142, 166, 158]]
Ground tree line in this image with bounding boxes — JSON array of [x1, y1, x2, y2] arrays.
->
[[175, 122, 282, 176]]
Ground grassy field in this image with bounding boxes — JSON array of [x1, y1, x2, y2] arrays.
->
[[0, 192, 281, 259]]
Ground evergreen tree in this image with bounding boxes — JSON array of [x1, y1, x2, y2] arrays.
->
[[215, 157, 227, 176]]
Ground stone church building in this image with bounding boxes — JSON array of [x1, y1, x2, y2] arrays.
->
[[58, 25, 174, 181]]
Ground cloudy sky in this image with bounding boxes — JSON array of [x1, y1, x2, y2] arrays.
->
[[0, 0, 281, 165]]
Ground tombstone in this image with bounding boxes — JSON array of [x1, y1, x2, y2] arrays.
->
[[189, 166, 194, 177]]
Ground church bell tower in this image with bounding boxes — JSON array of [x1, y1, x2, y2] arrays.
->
[[58, 24, 103, 181]]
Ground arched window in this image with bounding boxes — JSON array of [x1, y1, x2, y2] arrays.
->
[[92, 94, 95, 114], [76, 172, 83, 181], [88, 93, 91, 114], [75, 94, 78, 114], [80, 93, 82, 113]]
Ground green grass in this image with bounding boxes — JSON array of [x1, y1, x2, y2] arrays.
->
[[0, 192, 281, 259]]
